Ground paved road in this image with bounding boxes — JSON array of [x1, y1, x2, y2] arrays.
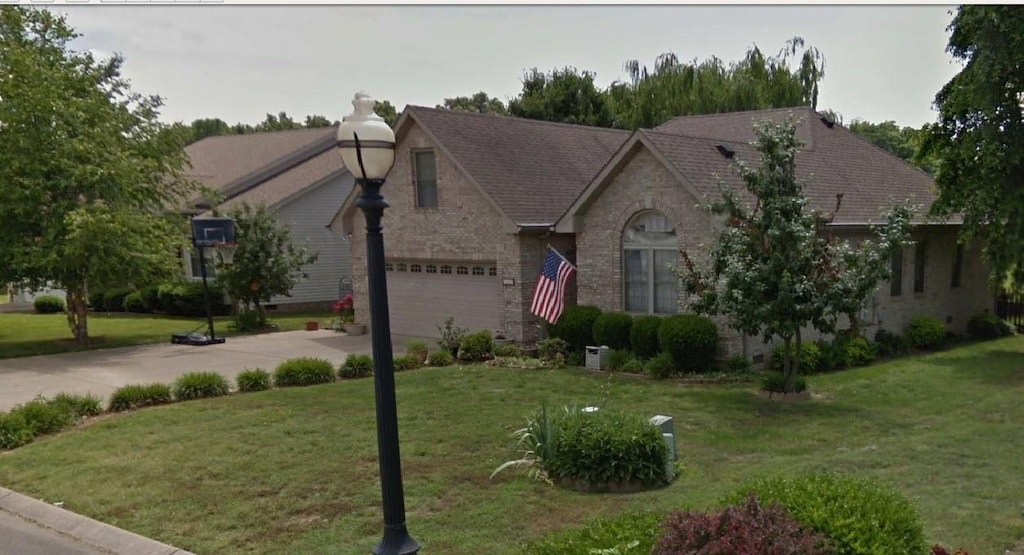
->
[[0, 329, 379, 411]]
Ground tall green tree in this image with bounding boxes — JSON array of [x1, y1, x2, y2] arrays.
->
[[849, 120, 937, 174], [438, 92, 507, 114], [677, 118, 910, 392], [375, 100, 399, 127], [919, 6, 1024, 286], [215, 203, 318, 327], [0, 7, 196, 341], [508, 67, 613, 127]]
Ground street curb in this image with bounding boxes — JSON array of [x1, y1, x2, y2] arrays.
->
[[0, 487, 196, 555]]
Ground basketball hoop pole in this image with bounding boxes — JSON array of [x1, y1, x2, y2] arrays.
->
[[196, 242, 217, 342]]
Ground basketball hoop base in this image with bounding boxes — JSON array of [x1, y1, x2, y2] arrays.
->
[[171, 333, 226, 346]]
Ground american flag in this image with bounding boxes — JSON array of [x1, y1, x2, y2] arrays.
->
[[530, 247, 577, 324]]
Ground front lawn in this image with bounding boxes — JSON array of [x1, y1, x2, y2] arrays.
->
[[1, 339, 1023, 554], [0, 311, 333, 359]]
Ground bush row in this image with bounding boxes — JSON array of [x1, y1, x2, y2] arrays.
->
[[0, 394, 102, 450], [527, 472, 930, 555], [87, 282, 230, 317]]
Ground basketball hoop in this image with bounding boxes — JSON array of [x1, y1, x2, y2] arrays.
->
[[215, 242, 238, 265]]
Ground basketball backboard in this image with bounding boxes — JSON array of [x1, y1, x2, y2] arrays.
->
[[191, 216, 236, 247]]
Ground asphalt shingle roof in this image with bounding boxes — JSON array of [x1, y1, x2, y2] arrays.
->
[[406, 106, 631, 225]]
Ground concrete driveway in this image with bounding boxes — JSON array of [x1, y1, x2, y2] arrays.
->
[[0, 330, 382, 411]]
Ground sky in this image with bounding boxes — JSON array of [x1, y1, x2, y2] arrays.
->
[[55, 5, 962, 129]]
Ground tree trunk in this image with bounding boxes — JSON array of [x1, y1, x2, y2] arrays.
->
[[786, 328, 803, 394], [847, 310, 861, 337], [65, 288, 89, 342], [253, 297, 266, 328]]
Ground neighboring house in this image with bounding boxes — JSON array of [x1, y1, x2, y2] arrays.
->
[[184, 126, 354, 311], [329, 106, 993, 362]]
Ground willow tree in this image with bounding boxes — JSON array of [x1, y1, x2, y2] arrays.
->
[[678, 117, 910, 393], [0, 7, 195, 341]]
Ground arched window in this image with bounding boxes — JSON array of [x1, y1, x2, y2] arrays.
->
[[623, 210, 678, 314]]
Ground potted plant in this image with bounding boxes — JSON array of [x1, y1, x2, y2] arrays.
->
[[344, 322, 367, 336], [406, 339, 429, 362], [330, 294, 357, 333], [493, 329, 513, 348]]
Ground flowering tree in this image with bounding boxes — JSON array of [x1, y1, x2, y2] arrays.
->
[[677, 117, 911, 392]]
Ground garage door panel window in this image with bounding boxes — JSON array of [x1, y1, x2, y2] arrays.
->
[[623, 211, 678, 314]]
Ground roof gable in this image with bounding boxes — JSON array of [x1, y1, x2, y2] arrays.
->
[[404, 106, 630, 226]]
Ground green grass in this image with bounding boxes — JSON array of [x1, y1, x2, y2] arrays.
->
[[0, 312, 333, 359], [2, 339, 1024, 554]]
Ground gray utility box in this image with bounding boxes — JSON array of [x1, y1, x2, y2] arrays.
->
[[650, 415, 677, 461], [585, 345, 610, 370]]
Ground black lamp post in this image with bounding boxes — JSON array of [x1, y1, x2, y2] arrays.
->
[[337, 91, 420, 555]]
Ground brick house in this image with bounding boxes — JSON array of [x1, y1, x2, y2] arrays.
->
[[330, 106, 993, 361], [184, 126, 354, 311]]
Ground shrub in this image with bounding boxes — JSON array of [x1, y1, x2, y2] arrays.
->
[[566, 351, 585, 367], [339, 354, 374, 379], [525, 511, 663, 555], [493, 343, 523, 358], [457, 330, 494, 361], [436, 316, 469, 355], [87, 290, 107, 311], [50, 393, 102, 418], [108, 383, 173, 412], [485, 356, 546, 369], [644, 352, 676, 380], [592, 311, 633, 350], [874, 329, 908, 358], [725, 355, 752, 374], [0, 411, 34, 450], [654, 496, 833, 555], [123, 291, 148, 313], [547, 407, 671, 488], [427, 350, 455, 367], [103, 288, 133, 313], [842, 336, 876, 367], [967, 311, 1011, 340], [158, 281, 229, 317], [630, 316, 663, 359], [769, 341, 821, 375], [236, 368, 271, 392], [724, 473, 927, 555], [761, 371, 807, 393], [33, 295, 65, 314], [906, 316, 946, 350], [274, 357, 336, 386], [393, 354, 422, 372], [607, 349, 633, 371], [173, 371, 230, 401], [658, 314, 718, 373], [814, 339, 845, 372], [538, 337, 570, 362], [546, 305, 602, 353], [10, 399, 75, 437], [620, 358, 644, 374], [231, 309, 265, 332], [139, 284, 162, 312]]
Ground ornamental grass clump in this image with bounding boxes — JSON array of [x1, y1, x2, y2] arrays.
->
[[173, 371, 230, 401], [108, 383, 173, 412], [236, 368, 271, 392], [273, 357, 335, 387]]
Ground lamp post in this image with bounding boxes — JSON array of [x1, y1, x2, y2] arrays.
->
[[338, 91, 420, 555]]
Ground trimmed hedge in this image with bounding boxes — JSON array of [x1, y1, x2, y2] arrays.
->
[[274, 357, 335, 387], [123, 291, 148, 313], [139, 285, 162, 313], [724, 473, 927, 555], [630, 316, 663, 359], [33, 295, 65, 314], [658, 314, 718, 373], [592, 311, 633, 350], [88, 290, 107, 311], [103, 288, 134, 313], [158, 281, 229, 317], [457, 330, 494, 361], [547, 305, 602, 353], [967, 311, 1011, 340]]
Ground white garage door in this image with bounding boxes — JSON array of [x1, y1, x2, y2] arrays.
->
[[384, 260, 500, 338]]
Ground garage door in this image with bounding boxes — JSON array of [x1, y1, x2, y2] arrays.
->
[[384, 260, 500, 338]]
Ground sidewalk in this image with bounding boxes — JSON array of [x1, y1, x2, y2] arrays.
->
[[0, 329, 378, 411]]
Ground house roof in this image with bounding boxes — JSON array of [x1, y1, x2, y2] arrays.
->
[[402, 106, 631, 226], [184, 126, 345, 210], [558, 107, 940, 230]]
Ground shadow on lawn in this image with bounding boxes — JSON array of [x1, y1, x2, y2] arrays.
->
[[926, 349, 1024, 386]]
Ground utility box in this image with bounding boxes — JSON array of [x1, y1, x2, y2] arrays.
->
[[585, 345, 610, 370], [650, 415, 677, 461]]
